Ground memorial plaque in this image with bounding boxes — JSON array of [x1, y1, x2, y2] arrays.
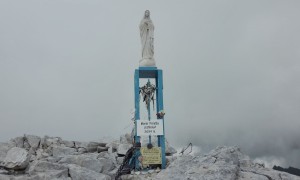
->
[[137, 120, 164, 136], [141, 147, 162, 165]]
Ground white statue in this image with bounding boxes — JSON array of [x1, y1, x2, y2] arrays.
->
[[139, 10, 156, 67]]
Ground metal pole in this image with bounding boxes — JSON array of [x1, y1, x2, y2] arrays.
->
[[147, 79, 151, 145]]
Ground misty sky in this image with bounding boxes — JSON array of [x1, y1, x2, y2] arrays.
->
[[1, 0, 300, 167]]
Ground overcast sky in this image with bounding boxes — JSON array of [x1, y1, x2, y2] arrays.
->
[[1, 0, 300, 167]]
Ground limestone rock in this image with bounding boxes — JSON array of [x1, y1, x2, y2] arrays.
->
[[165, 139, 177, 156], [0, 174, 12, 180], [62, 140, 75, 148], [120, 133, 132, 144], [98, 152, 117, 166], [59, 153, 102, 173], [29, 161, 68, 173], [98, 157, 115, 174], [28, 161, 69, 179], [121, 174, 145, 180], [97, 146, 109, 153], [106, 141, 119, 153], [11, 137, 24, 148], [86, 142, 106, 153], [52, 146, 77, 157], [68, 164, 111, 180], [117, 144, 132, 156], [25, 135, 41, 150], [44, 136, 62, 147], [156, 146, 300, 180], [0, 142, 14, 163], [117, 157, 124, 165], [74, 141, 88, 149], [2, 134, 299, 180], [2, 147, 30, 170]]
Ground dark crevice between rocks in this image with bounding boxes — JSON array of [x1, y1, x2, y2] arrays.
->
[[234, 160, 241, 180], [67, 168, 71, 178], [212, 156, 218, 164], [241, 169, 273, 180], [3, 168, 26, 176], [278, 173, 282, 180]]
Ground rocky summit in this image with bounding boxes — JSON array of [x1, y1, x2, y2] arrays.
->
[[0, 134, 299, 180]]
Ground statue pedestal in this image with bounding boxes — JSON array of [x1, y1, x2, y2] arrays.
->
[[139, 58, 156, 67]]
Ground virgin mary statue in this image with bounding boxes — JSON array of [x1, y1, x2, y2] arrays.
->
[[139, 10, 156, 67]]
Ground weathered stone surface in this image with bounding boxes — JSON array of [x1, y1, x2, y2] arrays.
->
[[86, 142, 106, 153], [52, 146, 77, 157], [120, 174, 144, 180], [120, 133, 132, 144], [98, 152, 117, 166], [0, 174, 12, 180], [68, 164, 111, 180], [117, 144, 132, 156], [29, 161, 68, 173], [106, 141, 119, 153], [97, 146, 109, 153], [165, 140, 177, 156], [44, 136, 61, 147], [156, 146, 300, 180], [98, 157, 115, 174], [2, 147, 30, 170], [1, 135, 299, 180], [0, 168, 8, 174], [25, 135, 41, 150], [11, 137, 24, 148], [74, 141, 88, 149], [59, 153, 102, 173], [28, 161, 69, 179], [117, 157, 124, 165], [0, 142, 14, 163], [77, 147, 87, 154], [62, 140, 75, 148]]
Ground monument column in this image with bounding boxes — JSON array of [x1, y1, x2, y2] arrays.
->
[[134, 10, 166, 169]]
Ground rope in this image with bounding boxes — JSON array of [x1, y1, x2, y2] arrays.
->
[[179, 143, 192, 155], [115, 147, 135, 180]]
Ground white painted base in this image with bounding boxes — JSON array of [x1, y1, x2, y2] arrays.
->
[[139, 58, 156, 67]]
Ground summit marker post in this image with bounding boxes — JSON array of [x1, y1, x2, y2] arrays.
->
[[134, 67, 166, 169]]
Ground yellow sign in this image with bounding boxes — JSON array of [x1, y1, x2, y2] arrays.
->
[[141, 147, 162, 165]]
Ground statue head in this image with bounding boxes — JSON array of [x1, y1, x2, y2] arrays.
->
[[144, 10, 150, 18]]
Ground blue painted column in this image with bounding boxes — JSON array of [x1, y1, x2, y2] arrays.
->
[[156, 70, 166, 169], [134, 69, 140, 144]]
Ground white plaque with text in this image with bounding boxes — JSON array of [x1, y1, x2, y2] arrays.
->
[[137, 120, 164, 136]]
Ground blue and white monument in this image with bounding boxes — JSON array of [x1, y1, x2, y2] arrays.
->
[[134, 10, 166, 169]]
